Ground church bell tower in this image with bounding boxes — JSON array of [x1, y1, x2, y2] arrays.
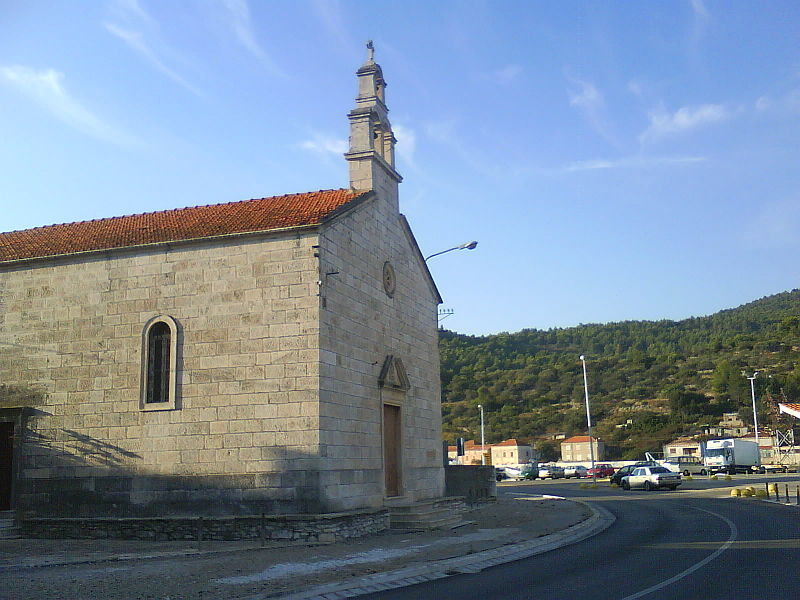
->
[[345, 41, 402, 194]]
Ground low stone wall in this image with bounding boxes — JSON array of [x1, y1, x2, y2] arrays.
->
[[20, 508, 389, 541], [444, 465, 496, 503]]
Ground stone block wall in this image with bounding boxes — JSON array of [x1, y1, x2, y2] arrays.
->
[[0, 232, 326, 516], [20, 507, 389, 541], [444, 466, 496, 503], [318, 192, 445, 509]]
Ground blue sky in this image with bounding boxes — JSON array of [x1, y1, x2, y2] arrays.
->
[[1, 1, 798, 336]]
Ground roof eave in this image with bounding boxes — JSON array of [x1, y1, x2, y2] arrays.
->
[[0, 222, 323, 269]]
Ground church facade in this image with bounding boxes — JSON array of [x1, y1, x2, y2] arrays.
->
[[0, 48, 445, 517]]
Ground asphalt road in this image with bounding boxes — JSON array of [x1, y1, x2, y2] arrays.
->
[[362, 475, 800, 600]]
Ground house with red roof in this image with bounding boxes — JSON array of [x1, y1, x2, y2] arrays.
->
[[560, 435, 605, 462], [446, 438, 537, 467], [0, 46, 445, 521]]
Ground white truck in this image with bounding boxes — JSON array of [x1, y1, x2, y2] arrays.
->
[[703, 438, 760, 474]]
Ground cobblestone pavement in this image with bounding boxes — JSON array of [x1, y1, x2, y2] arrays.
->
[[0, 495, 602, 600]]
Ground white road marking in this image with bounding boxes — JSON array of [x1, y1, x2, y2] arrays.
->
[[620, 507, 738, 600]]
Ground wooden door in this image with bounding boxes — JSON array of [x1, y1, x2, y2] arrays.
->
[[383, 404, 401, 497]]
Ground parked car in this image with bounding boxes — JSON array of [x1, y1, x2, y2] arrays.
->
[[502, 466, 523, 480], [538, 465, 565, 479], [495, 468, 507, 482], [587, 463, 615, 478], [609, 462, 659, 486], [563, 465, 588, 478], [520, 464, 539, 480], [621, 466, 681, 491], [663, 457, 708, 476], [761, 464, 790, 474]]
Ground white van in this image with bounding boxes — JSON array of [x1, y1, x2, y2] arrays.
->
[[663, 456, 707, 476]]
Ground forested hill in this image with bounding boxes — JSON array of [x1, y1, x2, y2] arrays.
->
[[439, 289, 800, 460]]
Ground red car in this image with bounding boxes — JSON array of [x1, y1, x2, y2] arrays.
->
[[587, 463, 615, 478]]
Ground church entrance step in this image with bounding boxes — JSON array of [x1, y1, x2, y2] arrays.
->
[[386, 497, 469, 531]]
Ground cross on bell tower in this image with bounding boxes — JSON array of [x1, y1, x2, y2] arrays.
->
[[345, 41, 402, 193]]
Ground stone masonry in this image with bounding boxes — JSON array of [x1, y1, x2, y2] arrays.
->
[[0, 45, 444, 522]]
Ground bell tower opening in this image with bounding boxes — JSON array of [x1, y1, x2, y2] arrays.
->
[[345, 41, 402, 192]]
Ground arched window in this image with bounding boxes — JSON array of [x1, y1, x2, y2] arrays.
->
[[140, 316, 179, 411]]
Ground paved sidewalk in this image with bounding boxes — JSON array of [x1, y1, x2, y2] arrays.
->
[[0, 494, 614, 600]]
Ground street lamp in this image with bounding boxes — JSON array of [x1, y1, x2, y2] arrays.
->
[[580, 355, 597, 482], [747, 371, 760, 447], [425, 241, 478, 261], [478, 404, 485, 465]]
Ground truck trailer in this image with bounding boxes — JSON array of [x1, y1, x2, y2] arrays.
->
[[703, 438, 760, 474]]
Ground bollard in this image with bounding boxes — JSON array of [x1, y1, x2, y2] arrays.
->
[[765, 482, 770, 499], [796, 486, 799, 505], [786, 484, 790, 503]]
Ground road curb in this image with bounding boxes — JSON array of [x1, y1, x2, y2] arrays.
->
[[272, 501, 616, 600]]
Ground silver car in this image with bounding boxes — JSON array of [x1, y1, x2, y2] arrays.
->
[[621, 466, 681, 491], [538, 465, 565, 479], [563, 465, 588, 478]]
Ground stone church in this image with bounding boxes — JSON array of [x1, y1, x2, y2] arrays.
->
[[0, 46, 445, 519]]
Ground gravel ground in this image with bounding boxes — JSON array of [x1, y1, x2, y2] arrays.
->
[[0, 495, 590, 600]]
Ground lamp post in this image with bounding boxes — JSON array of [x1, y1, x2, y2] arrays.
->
[[747, 371, 760, 447], [580, 355, 597, 482], [425, 241, 478, 261], [478, 404, 485, 465]]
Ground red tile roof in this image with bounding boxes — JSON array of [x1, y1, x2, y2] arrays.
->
[[0, 189, 367, 263], [562, 435, 598, 444], [493, 438, 527, 447]]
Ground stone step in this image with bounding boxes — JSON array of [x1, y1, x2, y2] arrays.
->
[[386, 497, 469, 531], [389, 513, 464, 530]]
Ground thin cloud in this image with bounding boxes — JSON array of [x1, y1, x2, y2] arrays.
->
[[105, 0, 203, 96], [566, 74, 620, 148], [393, 123, 417, 168], [639, 104, 734, 143], [563, 155, 707, 172], [0, 65, 136, 146], [218, 0, 285, 77], [754, 89, 800, 115], [299, 134, 348, 157], [568, 77, 604, 115], [108, 0, 155, 27], [310, 0, 353, 55], [104, 23, 203, 96], [489, 65, 523, 85], [755, 96, 772, 112], [690, 0, 709, 19], [423, 117, 503, 178]]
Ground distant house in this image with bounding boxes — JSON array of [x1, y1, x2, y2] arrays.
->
[[664, 437, 703, 458], [560, 436, 604, 462], [446, 440, 487, 465], [703, 413, 749, 438], [446, 438, 537, 466], [490, 439, 537, 467]]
